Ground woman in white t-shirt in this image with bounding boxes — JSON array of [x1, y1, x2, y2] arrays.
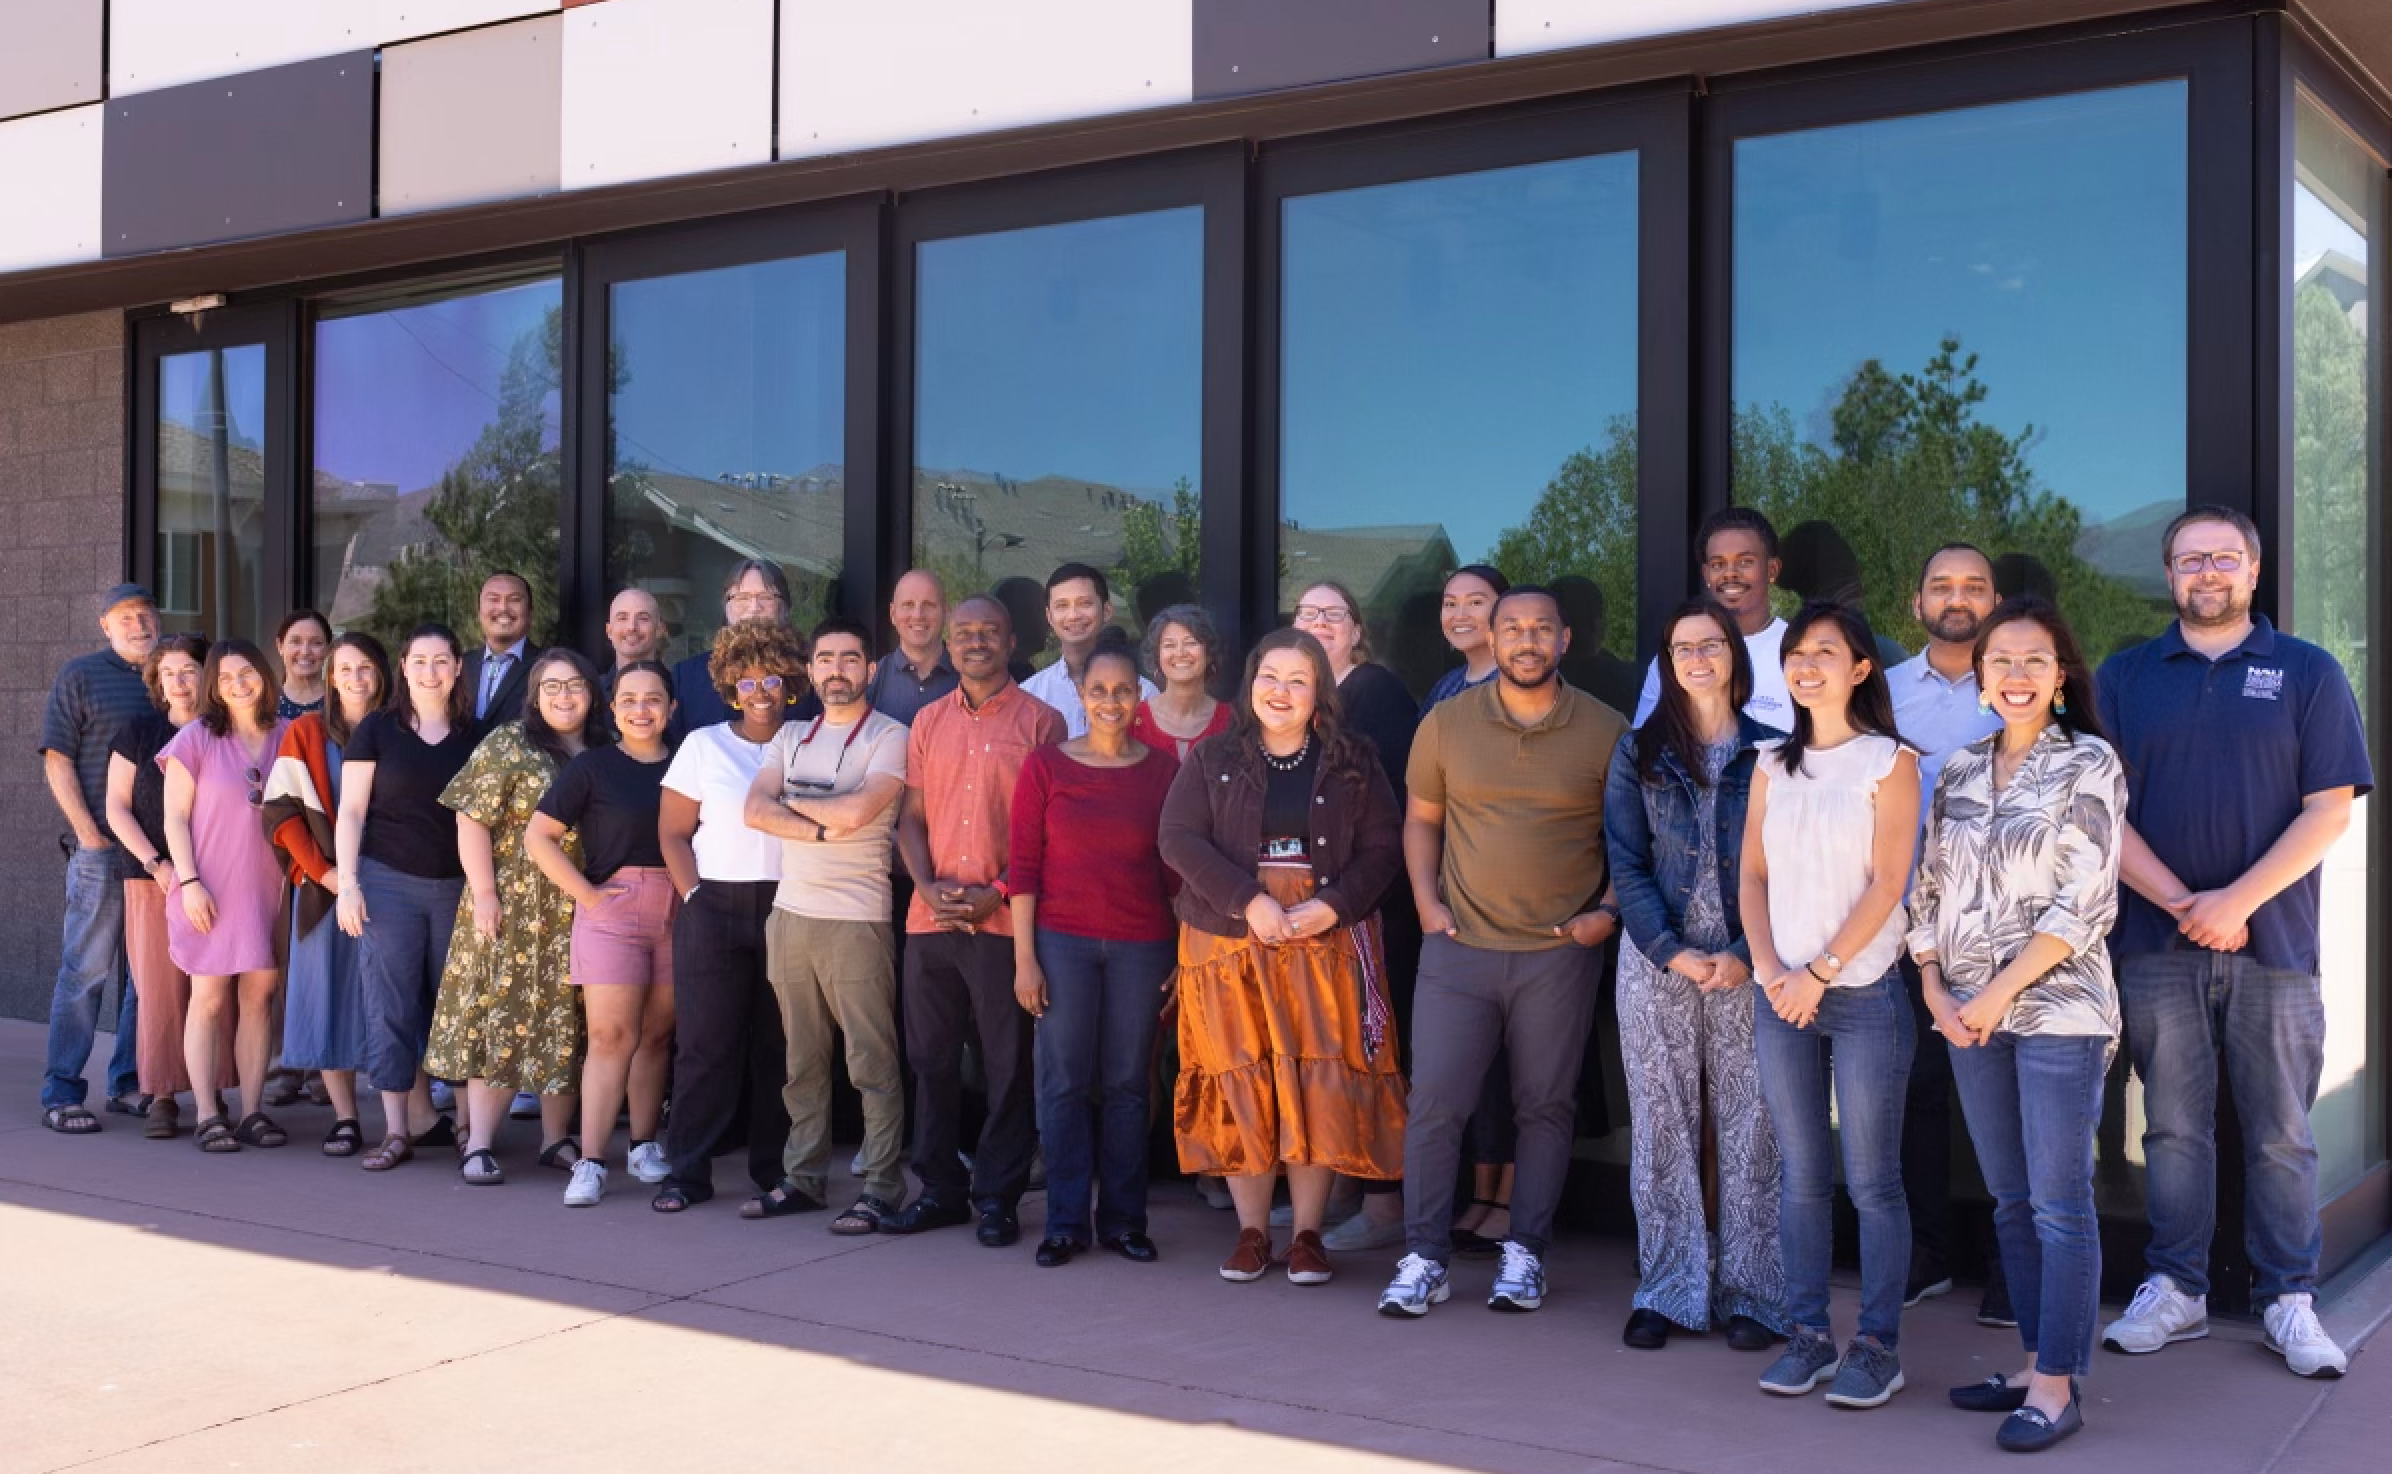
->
[[647, 621, 808, 1214], [1739, 601, 1921, 1411]]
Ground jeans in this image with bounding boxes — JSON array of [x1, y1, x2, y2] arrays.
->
[[1032, 929, 1174, 1243], [1951, 1032, 2109, 1377], [2119, 950, 2327, 1299], [43, 846, 138, 1108], [355, 857, 466, 1095], [1752, 971, 1915, 1346]]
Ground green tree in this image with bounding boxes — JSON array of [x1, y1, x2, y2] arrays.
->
[[1115, 476, 1202, 599], [2292, 279, 2371, 718], [1488, 417, 1639, 655]]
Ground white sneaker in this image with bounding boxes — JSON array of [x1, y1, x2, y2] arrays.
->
[[1377, 1253, 1451, 1318], [2101, 1275, 2208, 1354], [626, 1140, 669, 1184], [2262, 1293, 2348, 1379], [563, 1158, 608, 1207]]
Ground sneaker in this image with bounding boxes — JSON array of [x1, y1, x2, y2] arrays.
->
[[1903, 1271, 1954, 1308], [1220, 1228, 1272, 1283], [1759, 1327, 1840, 1395], [1377, 1253, 1451, 1318], [626, 1139, 669, 1184], [1487, 1240, 1546, 1312], [1824, 1335, 1905, 1408], [2262, 1293, 2348, 1379], [1286, 1230, 1333, 1285], [563, 1158, 607, 1208], [509, 1091, 540, 1121], [2102, 1275, 2208, 1354], [1978, 1278, 2018, 1328], [1321, 1208, 1406, 1253]]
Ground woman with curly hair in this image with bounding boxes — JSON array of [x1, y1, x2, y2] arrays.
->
[[1133, 603, 1229, 760]]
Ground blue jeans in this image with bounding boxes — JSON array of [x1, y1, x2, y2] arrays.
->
[[355, 857, 466, 1096], [2119, 950, 2326, 1299], [43, 846, 138, 1109], [1950, 1032, 2109, 1377], [1032, 929, 1174, 1243], [1752, 972, 1914, 1346]]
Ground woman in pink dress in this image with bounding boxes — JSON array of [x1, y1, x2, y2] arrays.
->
[[160, 638, 290, 1153]]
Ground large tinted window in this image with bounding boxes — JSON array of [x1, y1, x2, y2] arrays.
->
[[608, 252, 846, 660], [1280, 153, 1640, 703], [313, 272, 564, 647], [913, 207, 1203, 649], [1733, 83, 2188, 660], [155, 345, 269, 641]]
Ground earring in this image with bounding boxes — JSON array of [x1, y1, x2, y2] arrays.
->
[[1978, 693, 1994, 713], [2053, 690, 2068, 715]]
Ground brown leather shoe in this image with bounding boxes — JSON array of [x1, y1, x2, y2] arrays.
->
[[1219, 1227, 1272, 1282], [1286, 1229, 1334, 1285]]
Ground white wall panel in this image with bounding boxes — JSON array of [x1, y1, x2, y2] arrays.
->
[[0, 105, 105, 273], [562, 0, 774, 191], [1497, 0, 1910, 57], [780, 0, 1192, 159], [382, 17, 562, 216], [374, 1, 558, 47], [110, 1, 371, 97]]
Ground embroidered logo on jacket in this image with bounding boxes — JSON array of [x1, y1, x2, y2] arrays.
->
[[2242, 667, 2285, 701]]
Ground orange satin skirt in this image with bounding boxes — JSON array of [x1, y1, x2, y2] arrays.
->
[[1173, 865, 1406, 1179]]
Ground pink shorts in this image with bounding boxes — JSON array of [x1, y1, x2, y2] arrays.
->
[[569, 867, 679, 988]]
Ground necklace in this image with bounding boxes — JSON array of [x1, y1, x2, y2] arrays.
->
[[1261, 731, 1312, 773]]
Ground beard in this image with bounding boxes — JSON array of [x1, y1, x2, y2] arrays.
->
[[2175, 583, 2251, 630], [1923, 607, 1983, 645], [818, 677, 860, 705], [1499, 655, 1559, 690]]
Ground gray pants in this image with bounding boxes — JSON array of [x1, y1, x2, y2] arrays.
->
[[1402, 934, 1599, 1262]]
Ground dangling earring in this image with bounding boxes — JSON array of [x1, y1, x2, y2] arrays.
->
[[2052, 689, 2068, 715], [1978, 692, 1994, 713]]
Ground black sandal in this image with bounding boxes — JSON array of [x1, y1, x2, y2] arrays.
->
[[42, 1104, 101, 1135], [460, 1148, 505, 1186], [652, 1182, 713, 1214], [194, 1115, 240, 1153], [829, 1194, 895, 1236], [414, 1114, 459, 1151], [321, 1118, 363, 1157], [538, 1137, 581, 1171], [1453, 1196, 1511, 1259], [740, 1178, 826, 1220], [233, 1112, 289, 1148]]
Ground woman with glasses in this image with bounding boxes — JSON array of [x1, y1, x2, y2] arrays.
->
[[262, 631, 388, 1156], [1911, 597, 2124, 1453], [424, 650, 605, 1185], [338, 624, 478, 1170], [672, 559, 814, 732], [1132, 604, 1229, 760], [1606, 599, 1786, 1352], [158, 638, 289, 1153]]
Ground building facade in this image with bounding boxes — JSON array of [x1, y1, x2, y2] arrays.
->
[[0, 0, 2384, 1299]]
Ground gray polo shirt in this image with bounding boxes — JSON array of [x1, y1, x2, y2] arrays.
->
[[39, 647, 157, 879]]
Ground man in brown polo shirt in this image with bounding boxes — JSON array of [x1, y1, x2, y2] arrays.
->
[[882, 595, 1067, 1244], [1379, 585, 1627, 1319]]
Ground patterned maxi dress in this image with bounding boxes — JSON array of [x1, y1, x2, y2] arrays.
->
[[1614, 734, 1786, 1332], [423, 723, 584, 1093]]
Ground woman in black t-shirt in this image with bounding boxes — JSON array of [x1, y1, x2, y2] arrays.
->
[[335, 624, 478, 1171], [527, 661, 680, 1208]]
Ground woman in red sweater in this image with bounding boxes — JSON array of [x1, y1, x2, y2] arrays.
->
[[1009, 631, 1180, 1267]]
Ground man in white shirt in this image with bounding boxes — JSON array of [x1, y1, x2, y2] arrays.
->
[[1018, 563, 1156, 738], [1632, 510, 1791, 729]]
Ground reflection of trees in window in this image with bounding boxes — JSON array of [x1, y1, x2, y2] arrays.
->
[[2294, 272, 2370, 719], [910, 467, 1198, 643], [1489, 419, 1638, 661]]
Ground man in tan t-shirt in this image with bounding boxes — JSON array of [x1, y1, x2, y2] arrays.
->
[[1378, 585, 1626, 1321]]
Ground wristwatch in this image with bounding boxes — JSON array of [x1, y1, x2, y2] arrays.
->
[[1594, 900, 1622, 924], [1818, 948, 1845, 975]]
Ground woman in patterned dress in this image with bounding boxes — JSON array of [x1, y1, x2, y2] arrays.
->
[[1605, 598, 1787, 1352], [424, 650, 602, 1184], [1908, 596, 2124, 1453]]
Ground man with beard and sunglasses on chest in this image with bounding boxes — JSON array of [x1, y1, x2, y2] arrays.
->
[[1634, 509, 1793, 731]]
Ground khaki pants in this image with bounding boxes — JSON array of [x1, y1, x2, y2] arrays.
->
[[766, 909, 903, 1205]]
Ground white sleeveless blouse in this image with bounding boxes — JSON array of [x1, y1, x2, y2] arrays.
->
[[1761, 732, 1910, 986]]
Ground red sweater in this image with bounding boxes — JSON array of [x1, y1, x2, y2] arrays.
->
[[1008, 744, 1179, 942]]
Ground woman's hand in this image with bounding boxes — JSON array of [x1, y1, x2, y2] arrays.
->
[[1704, 953, 1752, 992], [179, 880, 217, 934], [1765, 967, 1828, 1028], [471, 887, 502, 941], [1954, 985, 2014, 1046], [149, 863, 176, 899], [1014, 957, 1048, 1018], [578, 882, 628, 913], [336, 884, 369, 938], [1668, 952, 1719, 986], [1243, 892, 1294, 944], [1922, 973, 1974, 1049], [1283, 899, 1338, 939], [318, 868, 342, 898]]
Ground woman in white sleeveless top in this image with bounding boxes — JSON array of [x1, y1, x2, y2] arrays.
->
[[1739, 602, 1921, 1411]]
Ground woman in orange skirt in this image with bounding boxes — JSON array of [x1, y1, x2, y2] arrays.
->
[[1158, 628, 1407, 1286]]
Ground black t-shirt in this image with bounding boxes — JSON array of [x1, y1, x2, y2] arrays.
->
[[1260, 741, 1319, 864], [347, 709, 477, 878], [108, 711, 176, 859], [537, 744, 670, 884]]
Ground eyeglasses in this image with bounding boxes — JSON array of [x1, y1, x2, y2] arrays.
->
[[1983, 655, 2059, 679], [2168, 549, 2248, 576], [536, 679, 591, 698], [1669, 638, 1732, 661], [726, 593, 783, 613], [1293, 605, 1354, 627], [734, 675, 786, 696]]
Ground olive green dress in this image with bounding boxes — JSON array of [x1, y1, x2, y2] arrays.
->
[[424, 723, 585, 1094]]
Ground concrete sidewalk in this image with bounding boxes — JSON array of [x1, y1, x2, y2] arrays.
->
[[2, 1017, 2384, 1474]]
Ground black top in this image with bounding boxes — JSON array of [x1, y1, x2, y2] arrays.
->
[[347, 709, 477, 879], [276, 692, 324, 723], [1338, 662, 1419, 808], [538, 744, 671, 884], [108, 711, 177, 859], [1259, 740, 1319, 864]]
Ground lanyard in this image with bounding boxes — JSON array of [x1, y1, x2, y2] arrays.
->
[[793, 704, 873, 775]]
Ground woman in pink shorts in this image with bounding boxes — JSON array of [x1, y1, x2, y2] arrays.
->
[[526, 661, 679, 1207]]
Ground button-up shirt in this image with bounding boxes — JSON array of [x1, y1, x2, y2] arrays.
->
[[903, 680, 1066, 936], [865, 647, 960, 725], [1889, 650, 2003, 832], [476, 637, 528, 720]]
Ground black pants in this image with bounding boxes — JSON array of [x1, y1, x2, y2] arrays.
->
[[1899, 953, 2005, 1293], [662, 880, 789, 1194], [904, 929, 1035, 1211]]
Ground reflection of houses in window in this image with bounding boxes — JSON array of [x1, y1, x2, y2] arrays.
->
[[156, 417, 266, 627], [1280, 520, 1459, 692], [911, 466, 1184, 586], [311, 472, 414, 626], [2301, 248, 2370, 335], [615, 463, 845, 659]]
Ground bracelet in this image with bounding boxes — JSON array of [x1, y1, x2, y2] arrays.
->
[[813, 822, 827, 843], [1805, 962, 1830, 983], [179, 877, 201, 889]]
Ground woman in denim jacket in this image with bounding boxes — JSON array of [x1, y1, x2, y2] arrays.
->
[[1604, 599, 1788, 1353]]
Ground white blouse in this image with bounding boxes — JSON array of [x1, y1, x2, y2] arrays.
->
[[1760, 732, 1912, 986]]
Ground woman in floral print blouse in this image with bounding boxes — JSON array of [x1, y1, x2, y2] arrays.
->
[[1908, 595, 2127, 1454]]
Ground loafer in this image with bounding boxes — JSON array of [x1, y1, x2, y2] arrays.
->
[[1034, 1236, 1079, 1267], [1949, 1375, 2030, 1413], [1725, 1315, 1780, 1352], [1100, 1232, 1159, 1263], [1622, 1308, 1672, 1349], [1996, 1390, 2083, 1452], [878, 1197, 971, 1235], [976, 1204, 1021, 1247]]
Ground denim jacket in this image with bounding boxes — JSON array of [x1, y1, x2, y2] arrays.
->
[[1602, 713, 1783, 970]]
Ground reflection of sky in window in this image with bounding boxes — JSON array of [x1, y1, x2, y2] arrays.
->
[[2295, 184, 2368, 277], [162, 346, 267, 449], [314, 279, 560, 493], [1281, 154, 1639, 562], [1735, 82, 2187, 533], [610, 253, 845, 483], [915, 208, 1202, 494]]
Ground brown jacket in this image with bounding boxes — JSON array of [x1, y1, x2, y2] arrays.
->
[[1158, 727, 1403, 938]]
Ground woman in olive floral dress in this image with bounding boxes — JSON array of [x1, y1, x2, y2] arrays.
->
[[425, 650, 602, 1184]]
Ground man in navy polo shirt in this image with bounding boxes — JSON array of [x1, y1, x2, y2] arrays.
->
[[2095, 505, 2370, 1380]]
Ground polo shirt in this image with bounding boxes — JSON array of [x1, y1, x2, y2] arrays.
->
[[903, 682, 1066, 936], [1632, 616, 1792, 730], [1019, 657, 1158, 740], [2096, 617, 2372, 975], [1888, 651, 2002, 826], [864, 648, 960, 725], [39, 647, 160, 880], [1407, 679, 1627, 952], [766, 707, 909, 921]]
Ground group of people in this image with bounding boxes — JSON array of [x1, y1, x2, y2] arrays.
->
[[36, 501, 2366, 1452]]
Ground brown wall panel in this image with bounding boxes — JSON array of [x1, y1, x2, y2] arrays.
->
[[1194, 0, 1488, 100], [0, 0, 105, 122]]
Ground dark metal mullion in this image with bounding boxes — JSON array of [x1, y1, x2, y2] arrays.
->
[[264, 297, 301, 631], [1634, 91, 1696, 666], [1195, 146, 1249, 655], [839, 198, 886, 625], [564, 237, 605, 657], [2254, 14, 2293, 628]]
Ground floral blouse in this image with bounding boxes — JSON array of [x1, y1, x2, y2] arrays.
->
[[1907, 725, 2127, 1040]]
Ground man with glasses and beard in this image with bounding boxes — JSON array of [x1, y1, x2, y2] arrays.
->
[[1633, 509, 1793, 730], [2095, 506, 2370, 1380], [1886, 544, 2014, 1327]]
